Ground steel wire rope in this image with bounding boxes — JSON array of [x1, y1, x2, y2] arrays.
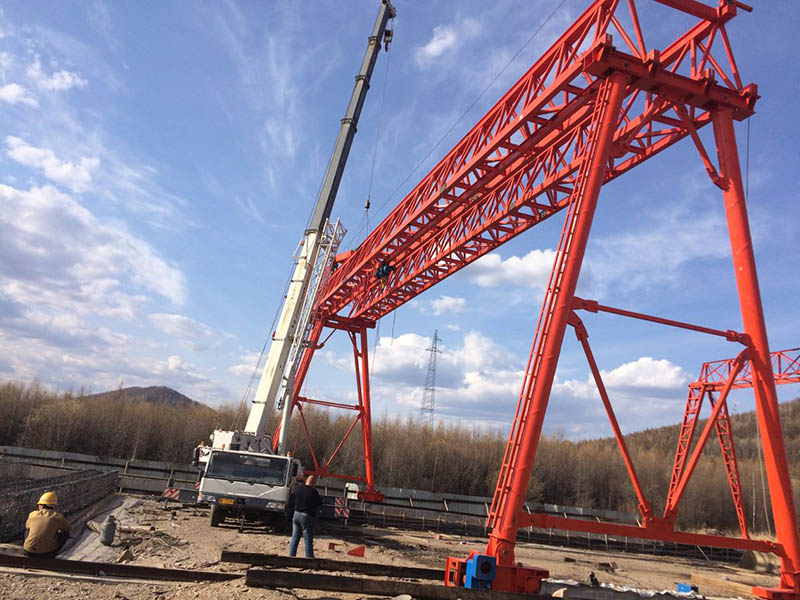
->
[[745, 115, 772, 535], [362, 0, 569, 228], [349, 4, 567, 388], [231, 264, 296, 431], [369, 318, 381, 389], [353, 18, 395, 246], [232, 36, 361, 430]]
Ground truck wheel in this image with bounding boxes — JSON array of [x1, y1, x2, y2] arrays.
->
[[210, 505, 223, 527]]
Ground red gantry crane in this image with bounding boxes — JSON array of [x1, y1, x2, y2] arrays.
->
[[276, 1, 800, 597]]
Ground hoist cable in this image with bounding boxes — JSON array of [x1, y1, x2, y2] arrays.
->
[[369, 318, 381, 388], [367, 19, 394, 204], [745, 116, 751, 199], [233, 261, 296, 430], [354, 20, 395, 246], [368, 0, 569, 223]]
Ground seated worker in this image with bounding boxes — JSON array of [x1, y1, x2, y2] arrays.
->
[[24, 491, 71, 558]]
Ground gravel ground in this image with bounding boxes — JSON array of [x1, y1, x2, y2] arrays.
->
[[0, 495, 779, 599]]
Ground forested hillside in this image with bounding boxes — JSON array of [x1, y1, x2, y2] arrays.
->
[[1, 380, 797, 533]]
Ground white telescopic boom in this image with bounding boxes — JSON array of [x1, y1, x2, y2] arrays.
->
[[243, 0, 395, 445]]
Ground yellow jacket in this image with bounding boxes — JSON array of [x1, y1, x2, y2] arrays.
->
[[24, 508, 71, 554]]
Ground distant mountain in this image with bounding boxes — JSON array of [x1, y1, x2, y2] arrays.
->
[[83, 386, 203, 409]]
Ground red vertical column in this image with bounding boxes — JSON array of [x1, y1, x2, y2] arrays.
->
[[713, 109, 800, 592], [358, 327, 377, 494], [487, 72, 628, 565]]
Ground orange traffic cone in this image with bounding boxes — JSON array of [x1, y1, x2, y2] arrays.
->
[[347, 545, 365, 558]]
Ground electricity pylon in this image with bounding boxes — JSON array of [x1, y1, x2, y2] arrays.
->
[[419, 329, 442, 427]]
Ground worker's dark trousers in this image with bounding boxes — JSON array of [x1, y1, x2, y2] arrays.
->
[[289, 511, 316, 558], [24, 531, 70, 559]]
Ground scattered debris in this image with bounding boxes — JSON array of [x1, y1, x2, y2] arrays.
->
[[597, 562, 617, 574], [691, 571, 754, 597], [739, 550, 780, 574], [116, 549, 134, 563]]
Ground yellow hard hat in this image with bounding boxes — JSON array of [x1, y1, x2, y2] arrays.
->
[[38, 491, 58, 506]]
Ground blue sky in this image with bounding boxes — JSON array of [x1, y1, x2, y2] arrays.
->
[[0, 1, 798, 440]]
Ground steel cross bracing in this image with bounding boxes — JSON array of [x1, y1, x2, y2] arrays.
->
[[285, 2, 800, 597]]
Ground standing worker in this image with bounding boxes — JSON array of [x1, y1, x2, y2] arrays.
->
[[287, 475, 323, 558], [24, 491, 71, 558]]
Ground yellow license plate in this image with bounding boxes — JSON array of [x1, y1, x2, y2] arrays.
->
[[219, 498, 234, 505]]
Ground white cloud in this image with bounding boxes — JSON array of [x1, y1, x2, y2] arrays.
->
[[452, 331, 514, 371], [415, 18, 482, 68], [586, 205, 730, 297], [413, 294, 466, 316], [0, 51, 12, 74], [466, 248, 556, 289], [602, 356, 688, 389], [370, 332, 430, 381], [0, 320, 236, 405], [0, 83, 38, 108], [229, 352, 262, 377], [416, 25, 457, 62], [348, 330, 521, 419], [0, 183, 186, 310], [167, 355, 184, 370], [27, 56, 88, 91], [5, 136, 99, 192], [149, 313, 215, 351], [322, 350, 353, 372], [548, 356, 690, 438]]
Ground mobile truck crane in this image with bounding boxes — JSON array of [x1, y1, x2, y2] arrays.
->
[[194, 0, 395, 528]]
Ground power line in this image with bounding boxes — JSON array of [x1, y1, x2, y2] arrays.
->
[[365, 0, 570, 228]]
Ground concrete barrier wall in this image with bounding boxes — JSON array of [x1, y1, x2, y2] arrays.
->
[[0, 469, 118, 542]]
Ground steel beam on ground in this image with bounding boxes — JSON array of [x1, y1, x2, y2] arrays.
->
[[0, 554, 240, 583], [521, 514, 776, 554], [245, 568, 533, 600], [221, 551, 443, 580]]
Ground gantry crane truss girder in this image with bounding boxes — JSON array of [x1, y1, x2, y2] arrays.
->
[[286, 1, 800, 597], [316, 0, 756, 325]]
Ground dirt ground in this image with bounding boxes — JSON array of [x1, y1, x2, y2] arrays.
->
[[0, 494, 780, 600]]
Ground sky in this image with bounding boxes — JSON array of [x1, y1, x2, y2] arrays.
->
[[0, 0, 798, 441]]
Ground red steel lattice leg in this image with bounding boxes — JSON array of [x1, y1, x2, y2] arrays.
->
[[666, 382, 748, 538], [665, 353, 746, 519], [713, 108, 800, 597], [665, 384, 705, 519], [708, 391, 749, 538], [485, 72, 628, 580], [351, 327, 383, 501]]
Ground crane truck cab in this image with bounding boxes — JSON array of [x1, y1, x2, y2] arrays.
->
[[195, 430, 303, 528]]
